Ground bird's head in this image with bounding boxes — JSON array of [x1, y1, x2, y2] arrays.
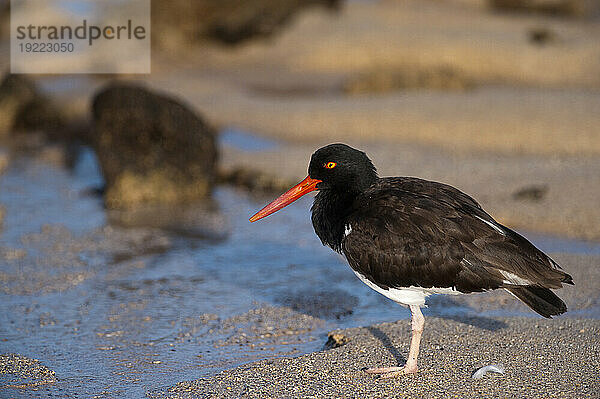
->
[[249, 143, 377, 222], [308, 143, 377, 192]]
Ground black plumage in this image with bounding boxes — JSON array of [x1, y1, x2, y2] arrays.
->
[[308, 145, 572, 318]]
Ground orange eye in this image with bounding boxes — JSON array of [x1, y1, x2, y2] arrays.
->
[[325, 162, 337, 169]]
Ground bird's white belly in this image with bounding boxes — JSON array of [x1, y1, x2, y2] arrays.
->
[[353, 271, 461, 307]]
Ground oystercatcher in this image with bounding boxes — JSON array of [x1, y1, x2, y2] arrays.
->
[[250, 143, 573, 378]]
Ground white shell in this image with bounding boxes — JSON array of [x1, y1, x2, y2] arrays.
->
[[472, 364, 505, 379]]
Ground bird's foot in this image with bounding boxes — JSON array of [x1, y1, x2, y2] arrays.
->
[[364, 365, 418, 378]]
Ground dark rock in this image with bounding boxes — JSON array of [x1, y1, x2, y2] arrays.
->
[[0, 74, 65, 137], [0, 74, 37, 135], [218, 166, 296, 194], [151, 0, 341, 47], [0, 149, 7, 174], [91, 84, 218, 209], [107, 203, 228, 240], [344, 66, 472, 96], [528, 27, 558, 46], [324, 332, 349, 349], [512, 184, 548, 202], [489, 0, 599, 18], [13, 96, 65, 134]]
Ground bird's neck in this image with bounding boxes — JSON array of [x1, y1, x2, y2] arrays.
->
[[311, 189, 357, 253]]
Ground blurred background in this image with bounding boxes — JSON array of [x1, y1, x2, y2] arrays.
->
[[0, 0, 599, 397]]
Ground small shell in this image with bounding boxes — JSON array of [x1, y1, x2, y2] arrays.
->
[[472, 364, 505, 379]]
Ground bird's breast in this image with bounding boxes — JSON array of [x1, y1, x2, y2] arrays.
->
[[352, 270, 461, 307]]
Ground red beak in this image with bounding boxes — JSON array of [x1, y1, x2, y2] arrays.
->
[[249, 176, 322, 222]]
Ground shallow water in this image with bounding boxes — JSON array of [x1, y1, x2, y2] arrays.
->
[[219, 127, 280, 152], [0, 147, 598, 398]]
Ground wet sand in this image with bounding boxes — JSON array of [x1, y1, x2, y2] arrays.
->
[[148, 317, 600, 399], [0, 354, 56, 390]]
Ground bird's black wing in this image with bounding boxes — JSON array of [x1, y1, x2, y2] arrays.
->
[[341, 177, 572, 293]]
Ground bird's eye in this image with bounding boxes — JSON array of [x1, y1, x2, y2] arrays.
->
[[324, 162, 337, 169]]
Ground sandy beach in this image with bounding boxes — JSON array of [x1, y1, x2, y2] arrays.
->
[[148, 317, 600, 399]]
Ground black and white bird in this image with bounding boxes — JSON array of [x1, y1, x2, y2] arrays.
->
[[250, 143, 573, 378]]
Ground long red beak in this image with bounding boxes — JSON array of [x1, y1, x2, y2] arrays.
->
[[249, 176, 322, 222]]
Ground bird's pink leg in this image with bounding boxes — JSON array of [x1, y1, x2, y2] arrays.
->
[[365, 305, 424, 378]]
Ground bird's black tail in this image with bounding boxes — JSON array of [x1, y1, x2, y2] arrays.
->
[[505, 286, 567, 318]]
